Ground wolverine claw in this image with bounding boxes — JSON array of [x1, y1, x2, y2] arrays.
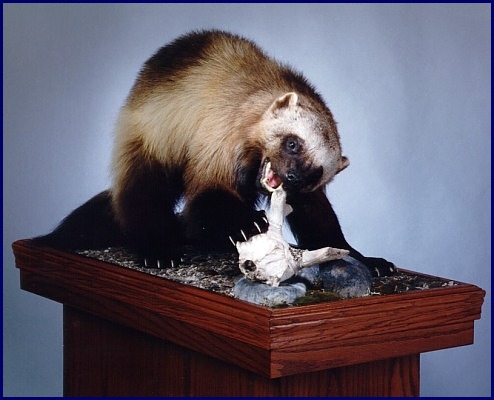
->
[[364, 257, 397, 277], [229, 211, 269, 245], [142, 256, 179, 269]]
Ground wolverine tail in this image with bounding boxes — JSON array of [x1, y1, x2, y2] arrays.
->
[[31, 190, 126, 251]]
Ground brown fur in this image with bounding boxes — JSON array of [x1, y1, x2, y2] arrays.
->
[[111, 30, 346, 226], [35, 30, 396, 277]]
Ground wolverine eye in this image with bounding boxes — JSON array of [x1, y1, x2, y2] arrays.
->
[[285, 137, 300, 154]]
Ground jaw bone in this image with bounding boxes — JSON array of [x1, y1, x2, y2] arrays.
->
[[236, 186, 349, 287]]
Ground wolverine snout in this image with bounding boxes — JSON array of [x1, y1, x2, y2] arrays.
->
[[282, 165, 323, 192]]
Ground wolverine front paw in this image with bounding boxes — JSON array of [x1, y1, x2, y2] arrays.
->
[[139, 248, 184, 269], [363, 257, 397, 277], [228, 210, 269, 246], [142, 256, 182, 269]]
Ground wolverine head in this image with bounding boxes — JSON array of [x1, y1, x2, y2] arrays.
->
[[258, 92, 349, 194]]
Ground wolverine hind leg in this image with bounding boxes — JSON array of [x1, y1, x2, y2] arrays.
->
[[31, 190, 125, 250]]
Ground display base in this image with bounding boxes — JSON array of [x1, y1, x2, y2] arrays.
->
[[64, 306, 420, 397], [13, 239, 484, 397]]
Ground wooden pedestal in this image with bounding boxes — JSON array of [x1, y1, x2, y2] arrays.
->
[[13, 239, 485, 397]]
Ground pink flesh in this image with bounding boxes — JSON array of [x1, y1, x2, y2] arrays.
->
[[267, 170, 282, 189]]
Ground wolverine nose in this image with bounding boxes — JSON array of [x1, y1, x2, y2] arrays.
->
[[286, 170, 298, 183]]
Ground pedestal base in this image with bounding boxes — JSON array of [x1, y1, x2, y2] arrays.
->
[[64, 306, 419, 397], [13, 240, 484, 397]]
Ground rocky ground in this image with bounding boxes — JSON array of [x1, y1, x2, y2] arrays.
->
[[76, 247, 458, 306]]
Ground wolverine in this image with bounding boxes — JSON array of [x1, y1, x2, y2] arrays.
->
[[34, 30, 395, 276]]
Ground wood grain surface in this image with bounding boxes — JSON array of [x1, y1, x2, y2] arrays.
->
[[64, 306, 420, 396], [13, 239, 484, 380]]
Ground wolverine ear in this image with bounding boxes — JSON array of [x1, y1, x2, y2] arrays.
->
[[268, 92, 299, 115], [338, 156, 350, 173]]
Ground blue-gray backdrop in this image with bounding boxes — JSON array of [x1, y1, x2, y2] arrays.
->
[[3, 3, 490, 396]]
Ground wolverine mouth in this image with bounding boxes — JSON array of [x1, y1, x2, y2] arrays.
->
[[261, 160, 283, 192]]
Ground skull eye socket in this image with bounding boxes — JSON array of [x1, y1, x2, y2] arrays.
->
[[242, 260, 256, 271]]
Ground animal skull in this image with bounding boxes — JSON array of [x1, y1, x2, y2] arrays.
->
[[236, 185, 349, 287]]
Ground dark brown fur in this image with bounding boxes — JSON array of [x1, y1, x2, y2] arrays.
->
[[34, 30, 395, 276]]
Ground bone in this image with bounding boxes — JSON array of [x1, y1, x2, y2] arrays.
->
[[235, 186, 349, 287], [301, 247, 350, 267]]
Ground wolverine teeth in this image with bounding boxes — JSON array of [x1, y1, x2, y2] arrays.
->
[[262, 180, 276, 192], [261, 160, 283, 193], [261, 161, 276, 192]]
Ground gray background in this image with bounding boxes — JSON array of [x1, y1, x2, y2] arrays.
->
[[3, 3, 490, 397]]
